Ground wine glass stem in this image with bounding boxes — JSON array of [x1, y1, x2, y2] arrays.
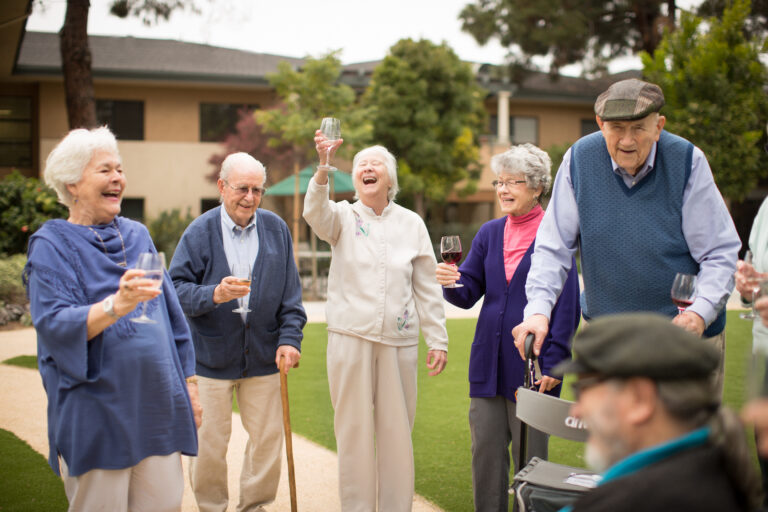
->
[[753, 286, 760, 318], [677, 307, 685, 315]]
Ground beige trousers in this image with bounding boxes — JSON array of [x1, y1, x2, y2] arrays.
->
[[60, 452, 183, 512], [708, 330, 726, 397], [189, 374, 283, 512], [327, 331, 419, 512]]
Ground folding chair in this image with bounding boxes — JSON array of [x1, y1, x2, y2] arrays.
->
[[512, 335, 600, 512]]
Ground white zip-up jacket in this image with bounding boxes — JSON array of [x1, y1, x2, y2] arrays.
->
[[303, 177, 448, 352]]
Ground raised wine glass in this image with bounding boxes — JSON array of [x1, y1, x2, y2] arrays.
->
[[231, 262, 252, 314], [741, 250, 761, 320], [130, 252, 164, 324], [319, 117, 341, 171], [670, 272, 697, 315], [440, 235, 464, 288]]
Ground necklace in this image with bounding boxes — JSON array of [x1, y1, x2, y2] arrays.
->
[[88, 219, 127, 267]]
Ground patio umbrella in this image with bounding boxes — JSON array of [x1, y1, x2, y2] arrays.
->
[[265, 166, 355, 196]]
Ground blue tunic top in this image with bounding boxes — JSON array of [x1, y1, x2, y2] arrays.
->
[[24, 217, 198, 476], [443, 216, 581, 400]]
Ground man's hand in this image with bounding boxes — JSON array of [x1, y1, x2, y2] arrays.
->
[[671, 310, 705, 336], [426, 350, 447, 376], [535, 375, 561, 393], [186, 380, 203, 429], [213, 276, 251, 304], [276, 345, 301, 375], [512, 315, 550, 360]]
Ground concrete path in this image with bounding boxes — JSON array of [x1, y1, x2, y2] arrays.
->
[[0, 301, 462, 512]]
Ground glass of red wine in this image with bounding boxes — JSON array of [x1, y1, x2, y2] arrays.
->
[[440, 235, 464, 288], [670, 272, 697, 315]]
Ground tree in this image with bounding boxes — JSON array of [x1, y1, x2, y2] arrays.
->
[[362, 38, 487, 217], [459, 0, 677, 76], [697, 0, 768, 38], [642, 0, 768, 202], [55, 0, 196, 129]]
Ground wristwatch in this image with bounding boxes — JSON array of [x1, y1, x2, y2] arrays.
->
[[102, 294, 120, 319]]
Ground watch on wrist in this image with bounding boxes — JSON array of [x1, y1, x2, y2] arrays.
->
[[102, 294, 120, 319]]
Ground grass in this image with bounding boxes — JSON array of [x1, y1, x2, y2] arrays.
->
[[0, 311, 757, 511], [2, 355, 37, 369]]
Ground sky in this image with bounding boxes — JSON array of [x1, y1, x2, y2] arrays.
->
[[26, 0, 703, 74]]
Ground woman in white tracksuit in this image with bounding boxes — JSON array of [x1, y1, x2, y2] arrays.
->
[[303, 131, 449, 512]]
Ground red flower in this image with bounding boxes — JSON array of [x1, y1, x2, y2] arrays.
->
[[21, 225, 28, 232]]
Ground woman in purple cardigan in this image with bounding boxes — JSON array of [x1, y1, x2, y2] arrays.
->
[[436, 144, 581, 512]]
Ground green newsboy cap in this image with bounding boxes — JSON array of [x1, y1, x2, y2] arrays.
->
[[594, 78, 665, 121], [553, 313, 719, 380]]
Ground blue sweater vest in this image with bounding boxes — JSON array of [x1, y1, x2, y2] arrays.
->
[[571, 131, 725, 336]]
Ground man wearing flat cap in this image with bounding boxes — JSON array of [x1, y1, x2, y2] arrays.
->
[[557, 313, 760, 512], [513, 78, 740, 393]]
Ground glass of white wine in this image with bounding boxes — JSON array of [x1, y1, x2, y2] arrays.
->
[[320, 117, 341, 171], [232, 262, 252, 313], [130, 252, 164, 324]]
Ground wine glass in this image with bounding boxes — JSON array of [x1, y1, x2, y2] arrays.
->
[[670, 272, 697, 315], [741, 250, 761, 320], [440, 236, 464, 288], [232, 262, 252, 314], [130, 252, 164, 324], [319, 117, 341, 171]]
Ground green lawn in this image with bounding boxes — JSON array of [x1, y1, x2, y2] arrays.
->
[[0, 311, 757, 511]]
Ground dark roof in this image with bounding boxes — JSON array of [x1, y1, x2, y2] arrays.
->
[[16, 31, 306, 85]]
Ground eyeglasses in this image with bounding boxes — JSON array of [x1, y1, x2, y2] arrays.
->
[[492, 179, 527, 189], [570, 374, 613, 400], [225, 181, 266, 196]]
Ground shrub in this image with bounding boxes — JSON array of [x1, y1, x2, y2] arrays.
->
[[147, 208, 195, 263], [0, 171, 68, 256], [0, 254, 27, 304]]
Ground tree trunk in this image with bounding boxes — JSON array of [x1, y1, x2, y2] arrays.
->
[[414, 191, 425, 219], [60, 0, 97, 129]]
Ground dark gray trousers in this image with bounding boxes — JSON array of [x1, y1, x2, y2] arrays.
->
[[469, 395, 549, 512]]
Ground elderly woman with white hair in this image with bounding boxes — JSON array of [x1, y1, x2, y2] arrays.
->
[[23, 126, 200, 511], [435, 144, 581, 512], [304, 131, 449, 511]]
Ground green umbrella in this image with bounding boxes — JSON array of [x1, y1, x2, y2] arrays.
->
[[265, 166, 355, 196]]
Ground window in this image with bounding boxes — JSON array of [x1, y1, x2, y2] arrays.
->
[[0, 96, 32, 168], [200, 103, 259, 142], [511, 117, 538, 144], [581, 119, 600, 136], [96, 100, 144, 140], [201, 198, 219, 213], [488, 115, 539, 144], [120, 198, 145, 223]]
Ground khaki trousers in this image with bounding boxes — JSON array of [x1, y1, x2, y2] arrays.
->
[[189, 374, 283, 512], [327, 332, 419, 512], [708, 330, 726, 397], [60, 452, 183, 512]]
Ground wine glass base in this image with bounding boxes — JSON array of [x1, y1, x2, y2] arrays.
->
[[130, 316, 157, 324], [740, 311, 757, 320], [444, 283, 464, 288]]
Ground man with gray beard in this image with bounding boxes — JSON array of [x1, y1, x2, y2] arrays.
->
[[554, 313, 760, 512]]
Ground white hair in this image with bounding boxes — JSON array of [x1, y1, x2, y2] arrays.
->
[[220, 152, 266, 182], [44, 126, 120, 207], [351, 145, 399, 201], [490, 143, 552, 194]]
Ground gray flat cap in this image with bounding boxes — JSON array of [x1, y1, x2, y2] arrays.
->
[[594, 79, 665, 121], [553, 313, 718, 380]]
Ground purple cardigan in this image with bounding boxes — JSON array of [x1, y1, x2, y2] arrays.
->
[[444, 216, 581, 401]]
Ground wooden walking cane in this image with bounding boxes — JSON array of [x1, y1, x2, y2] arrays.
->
[[279, 357, 298, 512]]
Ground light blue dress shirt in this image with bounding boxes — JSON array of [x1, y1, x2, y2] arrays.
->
[[525, 140, 740, 327], [220, 208, 259, 322]]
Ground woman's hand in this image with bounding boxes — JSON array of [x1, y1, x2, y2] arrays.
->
[[535, 375, 561, 393], [113, 268, 163, 316], [435, 262, 460, 287], [735, 259, 768, 301], [426, 349, 447, 376], [187, 380, 203, 429], [314, 129, 343, 166]]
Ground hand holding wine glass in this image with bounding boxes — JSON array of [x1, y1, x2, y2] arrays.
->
[[319, 117, 341, 171], [440, 236, 463, 288], [738, 251, 768, 320], [231, 263, 252, 313], [670, 272, 697, 315], [130, 252, 165, 324]]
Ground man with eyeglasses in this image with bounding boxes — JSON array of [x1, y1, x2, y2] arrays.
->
[[512, 79, 740, 395], [169, 152, 306, 512], [555, 313, 759, 512]]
